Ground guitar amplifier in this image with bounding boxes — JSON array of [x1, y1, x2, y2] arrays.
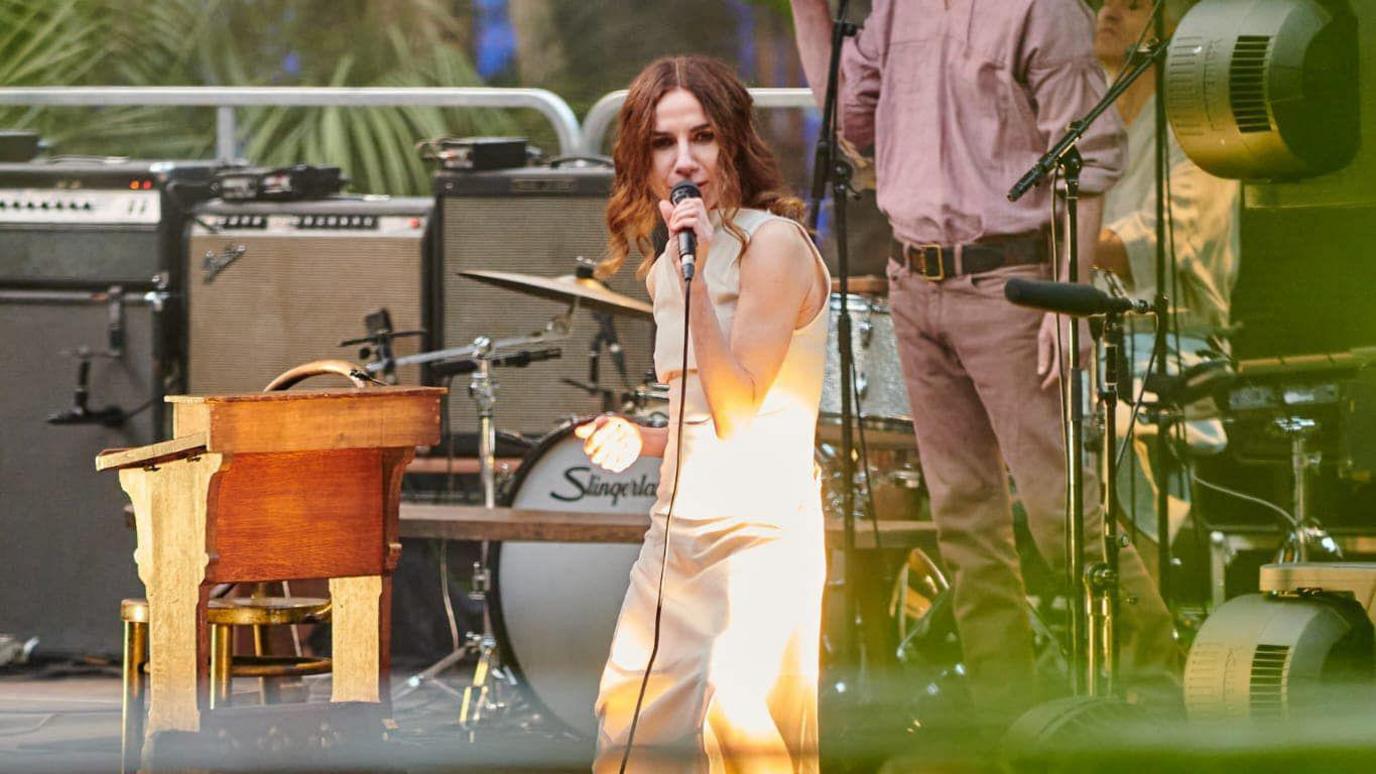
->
[[185, 197, 432, 394], [0, 159, 218, 289], [435, 164, 654, 436], [0, 288, 157, 656]]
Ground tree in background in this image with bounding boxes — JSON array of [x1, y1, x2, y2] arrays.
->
[[0, 0, 513, 194]]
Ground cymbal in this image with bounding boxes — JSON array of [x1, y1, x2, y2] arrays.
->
[[458, 270, 653, 319]]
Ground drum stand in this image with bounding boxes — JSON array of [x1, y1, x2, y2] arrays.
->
[[391, 339, 518, 728], [1273, 416, 1344, 564], [390, 314, 574, 733]]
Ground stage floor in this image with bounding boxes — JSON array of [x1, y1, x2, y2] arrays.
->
[[0, 663, 598, 773], [5, 661, 1376, 773]]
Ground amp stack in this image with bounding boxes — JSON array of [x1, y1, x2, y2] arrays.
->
[[0, 158, 217, 657], [185, 196, 433, 394], [434, 162, 654, 436]]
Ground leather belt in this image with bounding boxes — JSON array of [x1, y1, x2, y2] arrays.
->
[[893, 233, 1049, 282]]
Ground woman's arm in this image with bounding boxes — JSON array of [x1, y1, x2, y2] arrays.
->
[[685, 221, 822, 440]]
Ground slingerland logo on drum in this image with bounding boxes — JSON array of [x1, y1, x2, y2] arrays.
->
[[550, 467, 658, 506]]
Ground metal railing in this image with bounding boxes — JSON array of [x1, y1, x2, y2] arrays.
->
[[0, 87, 583, 160], [579, 87, 819, 156], [0, 86, 821, 167]]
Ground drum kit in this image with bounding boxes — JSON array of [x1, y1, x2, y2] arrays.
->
[[351, 262, 940, 737]]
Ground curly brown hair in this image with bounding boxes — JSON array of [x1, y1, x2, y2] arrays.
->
[[601, 55, 806, 279]]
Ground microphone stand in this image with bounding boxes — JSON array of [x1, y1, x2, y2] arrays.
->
[[808, 0, 864, 673], [1151, 8, 1175, 609], [1088, 307, 1128, 697], [1007, 38, 1168, 696]]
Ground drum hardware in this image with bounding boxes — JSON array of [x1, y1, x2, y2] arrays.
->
[[567, 262, 633, 412], [391, 334, 530, 726], [821, 293, 911, 431], [575, 257, 632, 388], [340, 308, 426, 384], [1270, 417, 1344, 565], [428, 345, 563, 380], [390, 267, 647, 729], [486, 419, 661, 737], [890, 552, 1067, 716], [1181, 368, 1376, 720], [1184, 351, 1376, 604], [367, 308, 573, 376], [456, 268, 653, 320]]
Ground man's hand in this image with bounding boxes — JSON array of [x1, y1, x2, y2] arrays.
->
[[1036, 312, 1092, 391]]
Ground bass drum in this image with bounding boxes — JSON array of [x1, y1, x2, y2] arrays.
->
[[490, 420, 660, 738]]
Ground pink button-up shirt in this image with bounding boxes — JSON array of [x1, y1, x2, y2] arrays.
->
[[841, 0, 1126, 246]]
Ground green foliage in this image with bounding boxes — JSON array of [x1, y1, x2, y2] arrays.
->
[[0, 0, 515, 195], [745, 0, 794, 17]]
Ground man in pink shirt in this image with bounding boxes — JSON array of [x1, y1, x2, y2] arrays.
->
[[791, 0, 1178, 716]]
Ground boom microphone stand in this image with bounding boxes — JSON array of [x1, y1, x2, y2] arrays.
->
[[1008, 38, 1169, 695]]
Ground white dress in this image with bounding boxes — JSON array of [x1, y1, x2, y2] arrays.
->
[[593, 208, 830, 773]]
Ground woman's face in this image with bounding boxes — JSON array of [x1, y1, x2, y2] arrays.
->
[[650, 87, 721, 210], [1095, 0, 1155, 68]]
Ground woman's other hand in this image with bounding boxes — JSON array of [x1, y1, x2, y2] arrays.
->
[[574, 415, 644, 473]]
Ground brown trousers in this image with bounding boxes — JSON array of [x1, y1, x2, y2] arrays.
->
[[886, 259, 1179, 710]]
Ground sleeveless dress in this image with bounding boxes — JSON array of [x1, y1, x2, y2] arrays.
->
[[593, 208, 831, 773]]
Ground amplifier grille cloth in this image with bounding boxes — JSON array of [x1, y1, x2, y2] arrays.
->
[[0, 226, 160, 284], [187, 233, 425, 394], [0, 298, 152, 655], [441, 196, 653, 436]]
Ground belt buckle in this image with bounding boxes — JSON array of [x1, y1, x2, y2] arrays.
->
[[916, 243, 945, 282]]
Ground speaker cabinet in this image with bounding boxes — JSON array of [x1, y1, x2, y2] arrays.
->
[[435, 165, 653, 436], [185, 198, 432, 394], [0, 290, 157, 657], [0, 160, 217, 289]]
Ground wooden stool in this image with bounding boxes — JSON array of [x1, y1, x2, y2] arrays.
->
[[120, 597, 332, 772]]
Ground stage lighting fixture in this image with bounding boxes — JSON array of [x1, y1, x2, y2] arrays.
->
[[1165, 0, 1358, 180]]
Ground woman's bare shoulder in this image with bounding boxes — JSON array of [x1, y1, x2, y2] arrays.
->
[[742, 217, 814, 267]]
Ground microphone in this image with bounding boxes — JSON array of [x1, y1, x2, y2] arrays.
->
[[1004, 278, 1150, 317], [669, 181, 701, 280]]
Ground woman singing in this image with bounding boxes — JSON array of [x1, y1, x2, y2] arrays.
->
[[575, 56, 831, 772]]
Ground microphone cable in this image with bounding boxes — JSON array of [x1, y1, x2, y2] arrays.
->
[[619, 267, 693, 773]]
